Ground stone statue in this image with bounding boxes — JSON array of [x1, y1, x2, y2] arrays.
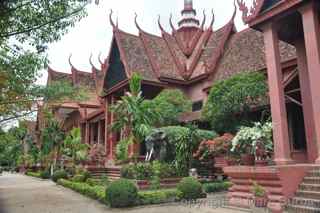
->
[[144, 130, 168, 162]]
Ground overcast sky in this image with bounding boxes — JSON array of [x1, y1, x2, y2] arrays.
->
[[38, 0, 250, 85]]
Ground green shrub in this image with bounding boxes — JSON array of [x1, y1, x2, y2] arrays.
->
[[26, 171, 41, 178], [177, 177, 204, 200], [120, 161, 177, 180], [150, 176, 161, 190], [72, 174, 86, 182], [202, 181, 232, 193], [137, 189, 180, 205], [134, 163, 153, 180], [120, 164, 135, 179], [52, 170, 68, 182], [105, 179, 138, 208], [202, 72, 268, 133], [40, 170, 51, 179], [57, 179, 106, 203]]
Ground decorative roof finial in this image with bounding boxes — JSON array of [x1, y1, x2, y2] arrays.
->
[[169, 14, 177, 32], [200, 9, 206, 30], [209, 9, 215, 29], [98, 52, 104, 66], [179, 0, 199, 28], [68, 54, 74, 68], [230, 0, 237, 23], [109, 9, 117, 28], [184, 0, 193, 10], [158, 15, 165, 32], [134, 13, 143, 32]]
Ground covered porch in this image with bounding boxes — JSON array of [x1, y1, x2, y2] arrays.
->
[[226, 0, 320, 212]]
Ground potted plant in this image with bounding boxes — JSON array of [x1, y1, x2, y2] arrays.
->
[[252, 182, 268, 208], [194, 133, 234, 168], [231, 122, 273, 166]]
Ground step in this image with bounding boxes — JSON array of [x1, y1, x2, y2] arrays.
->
[[290, 197, 320, 209], [303, 177, 320, 184], [231, 179, 282, 187], [287, 204, 320, 213], [268, 195, 286, 203], [232, 185, 282, 195], [300, 183, 320, 191], [231, 192, 253, 199], [307, 170, 320, 177], [296, 190, 320, 199]]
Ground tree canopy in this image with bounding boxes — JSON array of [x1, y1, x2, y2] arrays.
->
[[146, 89, 192, 127], [202, 72, 268, 133], [0, 0, 96, 125]]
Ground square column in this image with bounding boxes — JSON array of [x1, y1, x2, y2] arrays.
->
[[295, 40, 318, 162], [108, 95, 115, 160], [90, 123, 95, 144], [85, 122, 90, 145], [97, 120, 102, 144], [104, 100, 109, 161], [300, 2, 320, 163], [262, 23, 293, 165]]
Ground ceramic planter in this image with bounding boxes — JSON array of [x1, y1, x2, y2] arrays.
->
[[214, 156, 228, 168], [255, 159, 268, 167], [240, 154, 255, 166], [254, 196, 268, 208]]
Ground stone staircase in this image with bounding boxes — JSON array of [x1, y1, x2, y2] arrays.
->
[[87, 167, 121, 181], [287, 168, 320, 212]]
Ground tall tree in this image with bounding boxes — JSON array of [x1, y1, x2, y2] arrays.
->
[[111, 73, 161, 148], [0, 0, 97, 124]]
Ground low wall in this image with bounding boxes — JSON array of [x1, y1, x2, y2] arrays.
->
[[223, 164, 316, 212]]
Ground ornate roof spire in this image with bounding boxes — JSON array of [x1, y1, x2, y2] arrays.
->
[[184, 0, 193, 10], [178, 0, 199, 28]]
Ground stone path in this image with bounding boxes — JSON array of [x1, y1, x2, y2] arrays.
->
[[0, 173, 244, 213]]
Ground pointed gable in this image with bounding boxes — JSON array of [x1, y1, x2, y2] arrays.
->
[[213, 28, 296, 81], [117, 30, 159, 82], [140, 32, 183, 80], [104, 39, 127, 90]]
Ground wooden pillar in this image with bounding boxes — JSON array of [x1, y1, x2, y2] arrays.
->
[[109, 95, 115, 160], [105, 99, 109, 161], [97, 120, 101, 144], [262, 22, 293, 165], [295, 39, 318, 163], [85, 122, 90, 145], [90, 123, 94, 145], [300, 2, 320, 163]]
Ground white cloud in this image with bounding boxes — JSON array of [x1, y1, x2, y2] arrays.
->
[[38, 0, 247, 85]]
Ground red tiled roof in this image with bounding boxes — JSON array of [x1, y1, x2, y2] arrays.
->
[[212, 28, 296, 81]]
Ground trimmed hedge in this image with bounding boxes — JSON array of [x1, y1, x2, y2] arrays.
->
[[202, 181, 232, 193], [26, 171, 41, 178], [57, 179, 197, 208], [177, 177, 204, 200], [57, 179, 106, 203], [105, 179, 138, 208], [137, 189, 180, 205], [40, 170, 51, 179], [52, 170, 68, 182]]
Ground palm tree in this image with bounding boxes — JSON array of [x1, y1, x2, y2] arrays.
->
[[40, 112, 65, 173], [111, 73, 161, 159], [62, 128, 89, 167]]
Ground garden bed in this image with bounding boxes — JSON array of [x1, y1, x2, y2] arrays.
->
[[57, 179, 181, 207], [136, 177, 182, 190]]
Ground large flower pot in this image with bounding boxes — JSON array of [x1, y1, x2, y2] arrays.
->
[[255, 159, 268, 167], [240, 154, 255, 166], [254, 197, 268, 208], [214, 156, 228, 168], [226, 158, 238, 166]]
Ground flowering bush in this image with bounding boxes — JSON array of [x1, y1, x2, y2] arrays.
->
[[193, 133, 234, 161], [231, 122, 273, 157]]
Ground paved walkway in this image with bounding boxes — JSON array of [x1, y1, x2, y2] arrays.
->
[[0, 173, 244, 213]]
